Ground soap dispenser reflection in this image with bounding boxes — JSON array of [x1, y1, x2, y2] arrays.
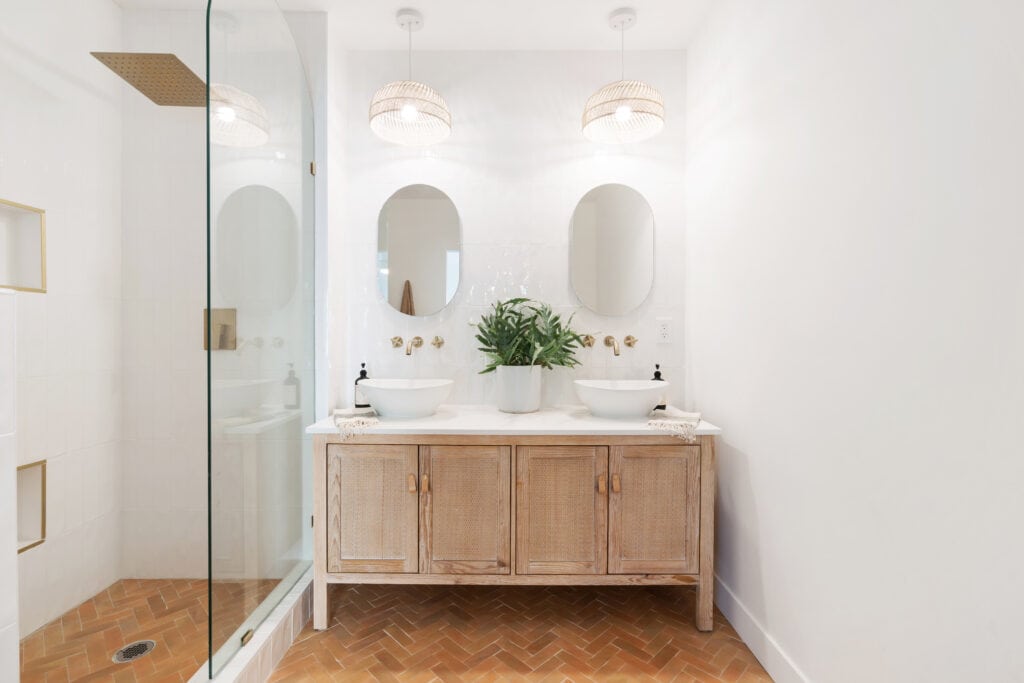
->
[[284, 363, 300, 409]]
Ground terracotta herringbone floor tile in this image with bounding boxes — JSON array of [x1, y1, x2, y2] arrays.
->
[[270, 585, 772, 682], [19, 578, 278, 683]]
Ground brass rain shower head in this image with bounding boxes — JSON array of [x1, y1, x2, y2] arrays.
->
[[91, 52, 205, 107]]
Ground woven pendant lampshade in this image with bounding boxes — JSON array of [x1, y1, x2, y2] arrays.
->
[[582, 8, 664, 145], [582, 80, 664, 144], [210, 83, 269, 147], [369, 9, 451, 146], [369, 79, 451, 146]]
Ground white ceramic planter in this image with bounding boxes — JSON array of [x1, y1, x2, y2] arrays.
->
[[495, 365, 542, 413]]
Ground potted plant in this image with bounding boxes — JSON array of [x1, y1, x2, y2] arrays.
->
[[474, 298, 586, 413]]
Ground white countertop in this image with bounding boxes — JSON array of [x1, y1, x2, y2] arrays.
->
[[306, 404, 721, 437]]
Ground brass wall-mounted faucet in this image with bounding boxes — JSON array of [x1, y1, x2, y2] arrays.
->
[[604, 335, 620, 356], [405, 336, 423, 355]]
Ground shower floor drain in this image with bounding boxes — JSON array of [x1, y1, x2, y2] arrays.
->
[[112, 640, 156, 663]]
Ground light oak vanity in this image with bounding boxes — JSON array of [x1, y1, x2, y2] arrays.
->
[[308, 406, 721, 631]]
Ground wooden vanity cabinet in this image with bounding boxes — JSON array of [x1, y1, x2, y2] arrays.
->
[[314, 434, 717, 632]]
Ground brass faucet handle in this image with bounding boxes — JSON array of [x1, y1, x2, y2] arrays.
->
[[624, 335, 638, 348], [410, 336, 424, 348], [581, 334, 595, 348], [391, 336, 404, 348], [604, 335, 617, 348], [431, 336, 445, 349]]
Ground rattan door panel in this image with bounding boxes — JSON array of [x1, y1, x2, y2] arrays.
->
[[609, 445, 700, 574], [420, 446, 511, 574], [516, 446, 608, 574], [326, 444, 419, 573]]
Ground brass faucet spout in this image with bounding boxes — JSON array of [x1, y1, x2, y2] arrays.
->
[[406, 336, 423, 355], [604, 335, 620, 356]]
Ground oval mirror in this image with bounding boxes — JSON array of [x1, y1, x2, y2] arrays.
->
[[377, 184, 461, 317], [570, 184, 655, 316], [216, 185, 298, 313]]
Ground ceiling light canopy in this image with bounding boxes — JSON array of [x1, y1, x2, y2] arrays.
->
[[582, 8, 664, 144], [369, 9, 452, 146]]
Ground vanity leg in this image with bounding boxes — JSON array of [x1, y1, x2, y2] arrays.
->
[[696, 435, 716, 632], [313, 436, 329, 630]]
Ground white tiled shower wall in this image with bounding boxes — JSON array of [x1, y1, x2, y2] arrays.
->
[[330, 50, 688, 409], [0, 292, 18, 680], [120, 8, 208, 579], [1, 0, 125, 636]]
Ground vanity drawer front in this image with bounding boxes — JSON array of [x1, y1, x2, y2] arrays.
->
[[326, 444, 419, 573], [609, 445, 700, 574], [516, 446, 608, 575], [420, 446, 511, 574]]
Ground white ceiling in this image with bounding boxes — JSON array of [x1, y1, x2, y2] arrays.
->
[[114, 0, 713, 50]]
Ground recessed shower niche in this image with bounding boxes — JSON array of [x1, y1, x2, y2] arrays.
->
[[215, 184, 299, 314]]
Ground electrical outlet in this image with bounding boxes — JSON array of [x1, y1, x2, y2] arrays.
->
[[656, 318, 672, 344]]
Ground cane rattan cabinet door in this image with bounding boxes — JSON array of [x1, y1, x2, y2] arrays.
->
[[609, 445, 700, 574], [420, 446, 511, 574], [326, 444, 419, 573], [516, 446, 608, 574]]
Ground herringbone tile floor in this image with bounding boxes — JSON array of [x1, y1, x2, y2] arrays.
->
[[270, 584, 772, 682], [19, 578, 278, 682]]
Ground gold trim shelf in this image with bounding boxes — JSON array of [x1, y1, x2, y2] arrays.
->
[[17, 459, 46, 553], [0, 197, 47, 293]]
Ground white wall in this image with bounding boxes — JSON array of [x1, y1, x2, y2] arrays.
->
[[0, 292, 18, 682], [331, 50, 687, 409], [0, 0, 125, 636], [684, 1, 1024, 681], [119, 8, 208, 579]]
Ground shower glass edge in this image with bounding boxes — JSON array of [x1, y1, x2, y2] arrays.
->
[[206, 0, 315, 676]]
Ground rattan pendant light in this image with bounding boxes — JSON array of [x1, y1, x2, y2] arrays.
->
[[210, 83, 270, 147], [369, 9, 451, 146], [582, 8, 664, 144]]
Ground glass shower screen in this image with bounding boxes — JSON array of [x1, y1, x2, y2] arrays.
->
[[206, 0, 315, 675]]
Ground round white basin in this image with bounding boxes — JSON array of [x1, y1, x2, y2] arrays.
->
[[573, 379, 668, 419], [359, 378, 453, 419]]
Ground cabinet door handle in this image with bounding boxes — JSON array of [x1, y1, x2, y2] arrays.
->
[[421, 474, 430, 493], [407, 474, 417, 493], [597, 474, 607, 494], [611, 473, 621, 493]]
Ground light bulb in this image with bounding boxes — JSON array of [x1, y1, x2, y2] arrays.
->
[[400, 104, 419, 121], [614, 105, 633, 122], [215, 105, 237, 123]]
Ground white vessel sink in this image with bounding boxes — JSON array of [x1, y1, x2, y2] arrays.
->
[[574, 379, 667, 419], [360, 378, 454, 419]]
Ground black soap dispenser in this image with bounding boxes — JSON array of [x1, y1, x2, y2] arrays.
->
[[652, 364, 666, 411], [354, 363, 370, 408]]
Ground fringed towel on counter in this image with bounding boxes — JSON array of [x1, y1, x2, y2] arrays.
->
[[400, 280, 415, 316], [333, 407, 379, 441], [648, 406, 702, 442]]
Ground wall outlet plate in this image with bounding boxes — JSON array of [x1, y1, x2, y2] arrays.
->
[[656, 317, 672, 344]]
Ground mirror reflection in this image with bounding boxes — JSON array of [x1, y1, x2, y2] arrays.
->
[[570, 184, 655, 316], [216, 185, 299, 313], [377, 184, 461, 316]]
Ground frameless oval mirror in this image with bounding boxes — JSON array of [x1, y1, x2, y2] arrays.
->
[[215, 185, 298, 313], [377, 184, 461, 317], [570, 184, 655, 316]]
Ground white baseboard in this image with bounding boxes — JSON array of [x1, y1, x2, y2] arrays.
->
[[715, 575, 810, 683]]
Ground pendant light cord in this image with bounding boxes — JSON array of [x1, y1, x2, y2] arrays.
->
[[408, 24, 413, 80], [620, 26, 625, 81]]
